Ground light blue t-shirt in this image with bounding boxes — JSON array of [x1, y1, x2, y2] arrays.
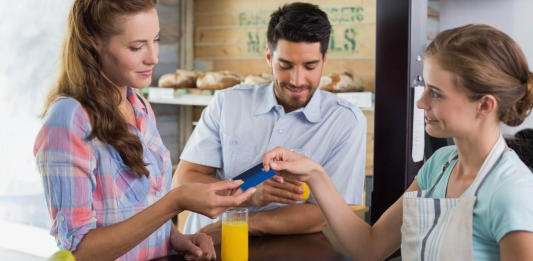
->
[[180, 83, 367, 233], [417, 145, 533, 260]]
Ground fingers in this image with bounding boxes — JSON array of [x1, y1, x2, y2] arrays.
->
[[269, 160, 306, 178], [262, 146, 290, 171], [271, 175, 284, 184], [229, 187, 242, 196], [182, 241, 203, 261], [183, 234, 215, 261], [263, 180, 301, 203], [211, 179, 243, 191], [274, 170, 307, 182], [224, 187, 256, 207], [197, 234, 215, 260], [263, 184, 301, 203], [235, 187, 257, 204], [265, 179, 303, 194], [211, 187, 257, 209], [281, 177, 302, 186]]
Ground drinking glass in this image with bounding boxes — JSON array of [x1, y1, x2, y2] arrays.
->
[[221, 208, 248, 261]]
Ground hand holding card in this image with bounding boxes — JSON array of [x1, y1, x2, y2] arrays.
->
[[233, 163, 277, 191]]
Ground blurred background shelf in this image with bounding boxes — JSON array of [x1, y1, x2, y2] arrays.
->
[[148, 94, 214, 106], [144, 87, 374, 110]]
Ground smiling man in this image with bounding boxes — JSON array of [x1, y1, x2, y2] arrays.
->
[[173, 2, 367, 239]]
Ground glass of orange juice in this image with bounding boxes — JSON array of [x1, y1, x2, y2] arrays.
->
[[290, 149, 312, 202], [222, 208, 248, 261]]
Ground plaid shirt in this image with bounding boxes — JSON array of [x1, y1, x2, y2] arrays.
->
[[34, 88, 173, 260]]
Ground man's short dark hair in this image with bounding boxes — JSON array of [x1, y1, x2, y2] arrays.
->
[[267, 2, 332, 57]]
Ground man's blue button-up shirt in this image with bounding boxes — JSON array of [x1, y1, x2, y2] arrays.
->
[[181, 83, 367, 233]]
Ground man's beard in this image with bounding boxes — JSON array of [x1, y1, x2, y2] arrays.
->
[[275, 81, 315, 110]]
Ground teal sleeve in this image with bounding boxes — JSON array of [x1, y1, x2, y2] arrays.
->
[[490, 175, 533, 242], [416, 159, 429, 190], [417, 146, 456, 190]]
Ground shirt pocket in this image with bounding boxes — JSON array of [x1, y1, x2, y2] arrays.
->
[[109, 157, 151, 209], [221, 132, 255, 179]]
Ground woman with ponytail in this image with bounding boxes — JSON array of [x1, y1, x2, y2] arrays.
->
[[263, 24, 533, 260], [34, 1, 255, 260]]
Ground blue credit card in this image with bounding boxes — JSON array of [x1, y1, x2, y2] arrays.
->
[[233, 162, 277, 191]]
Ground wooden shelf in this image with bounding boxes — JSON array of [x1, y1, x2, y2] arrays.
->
[[146, 87, 374, 110], [148, 94, 213, 106]]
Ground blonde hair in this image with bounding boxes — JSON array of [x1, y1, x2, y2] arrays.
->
[[43, 0, 158, 177], [426, 24, 533, 126]]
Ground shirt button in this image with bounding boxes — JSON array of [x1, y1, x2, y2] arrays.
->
[[59, 216, 65, 222], [157, 231, 162, 236], [277, 129, 283, 133], [156, 191, 161, 197]]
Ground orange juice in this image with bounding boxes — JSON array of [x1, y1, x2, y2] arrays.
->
[[222, 221, 248, 261]]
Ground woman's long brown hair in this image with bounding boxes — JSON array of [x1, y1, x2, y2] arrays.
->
[[42, 0, 158, 177]]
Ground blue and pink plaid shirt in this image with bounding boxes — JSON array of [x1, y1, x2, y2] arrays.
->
[[34, 88, 173, 260]]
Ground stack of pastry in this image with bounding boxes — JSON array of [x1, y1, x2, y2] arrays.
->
[[196, 71, 243, 90], [158, 70, 201, 88], [319, 72, 365, 92], [242, 73, 273, 85]]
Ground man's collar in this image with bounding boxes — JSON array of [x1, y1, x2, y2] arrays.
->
[[255, 83, 322, 123], [302, 89, 322, 123], [255, 83, 278, 116]]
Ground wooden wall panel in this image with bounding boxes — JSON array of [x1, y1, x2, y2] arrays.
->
[[194, 0, 376, 92], [192, 0, 377, 187], [196, 0, 376, 13]]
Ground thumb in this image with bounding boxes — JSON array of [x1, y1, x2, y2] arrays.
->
[[187, 244, 203, 257], [181, 236, 202, 257], [270, 161, 305, 179], [212, 179, 242, 191], [271, 175, 284, 184], [269, 160, 294, 172], [231, 187, 257, 206]]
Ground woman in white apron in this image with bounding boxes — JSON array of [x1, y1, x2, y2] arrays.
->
[[262, 24, 533, 260]]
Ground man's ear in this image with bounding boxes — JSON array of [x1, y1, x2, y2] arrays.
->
[[478, 94, 498, 120], [323, 51, 328, 65], [266, 45, 272, 68]]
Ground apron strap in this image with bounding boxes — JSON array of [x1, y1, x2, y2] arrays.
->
[[469, 135, 507, 196], [426, 135, 506, 197]]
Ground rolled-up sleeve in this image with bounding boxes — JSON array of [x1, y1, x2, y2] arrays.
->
[[34, 99, 96, 251], [180, 91, 224, 168]]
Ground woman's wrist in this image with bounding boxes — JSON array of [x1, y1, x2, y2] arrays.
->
[[166, 188, 184, 216], [308, 165, 327, 184]]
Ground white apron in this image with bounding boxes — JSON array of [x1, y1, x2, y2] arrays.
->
[[401, 135, 507, 261]]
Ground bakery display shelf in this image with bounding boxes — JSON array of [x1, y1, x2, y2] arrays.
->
[[146, 87, 215, 106], [146, 87, 375, 110], [148, 94, 214, 106]]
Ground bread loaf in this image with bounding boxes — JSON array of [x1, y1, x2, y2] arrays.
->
[[158, 73, 178, 88], [196, 71, 243, 90], [242, 73, 273, 85], [158, 70, 200, 88], [319, 72, 364, 92]]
